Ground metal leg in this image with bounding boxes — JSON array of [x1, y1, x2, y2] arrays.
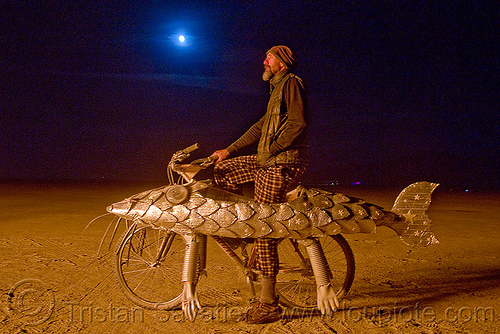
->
[[304, 238, 339, 314], [181, 233, 202, 320]]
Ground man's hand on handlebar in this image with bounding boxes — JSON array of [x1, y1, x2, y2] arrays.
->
[[210, 149, 230, 165]]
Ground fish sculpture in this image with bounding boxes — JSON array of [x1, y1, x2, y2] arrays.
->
[[107, 180, 439, 247]]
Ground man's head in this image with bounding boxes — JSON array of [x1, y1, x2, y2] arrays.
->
[[262, 45, 296, 81]]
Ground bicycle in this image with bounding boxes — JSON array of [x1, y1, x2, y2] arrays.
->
[[107, 144, 438, 319]]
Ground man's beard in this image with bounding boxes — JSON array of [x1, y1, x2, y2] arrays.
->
[[262, 69, 273, 81]]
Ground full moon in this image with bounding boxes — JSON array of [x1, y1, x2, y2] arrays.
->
[[178, 35, 186, 43]]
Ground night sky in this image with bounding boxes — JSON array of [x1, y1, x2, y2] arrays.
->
[[1, 1, 498, 190]]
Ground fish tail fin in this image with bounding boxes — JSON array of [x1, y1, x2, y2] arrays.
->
[[389, 181, 440, 247]]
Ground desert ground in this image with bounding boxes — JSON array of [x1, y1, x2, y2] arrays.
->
[[0, 181, 499, 333]]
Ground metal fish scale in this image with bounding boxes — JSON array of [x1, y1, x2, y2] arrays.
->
[[172, 205, 190, 222], [308, 194, 334, 209], [285, 211, 309, 231], [210, 207, 237, 227], [330, 204, 351, 220], [274, 204, 295, 221], [289, 197, 313, 212], [143, 205, 163, 224], [252, 220, 273, 236], [154, 194, 174, 211], [197, 218, 220, 235], [159, 211, 177, 223], [226, 221, 254, 238], [130, 200, 151, 217], [234, 202, 255, 221], [309, 207, 332, 227], [332, 194, 351, 203], [185, 195, 206, 209], [196, 198, 220, 216], [186, 211, 205, 228], [258, 204, 276, 219], [344, 203, 369, 218]]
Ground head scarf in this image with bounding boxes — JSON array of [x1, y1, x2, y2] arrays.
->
[[267, 45, 297, 69]]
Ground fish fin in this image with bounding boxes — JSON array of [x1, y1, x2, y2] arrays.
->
[[390, 181, 440, 247]]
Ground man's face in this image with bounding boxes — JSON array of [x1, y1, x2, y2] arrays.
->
[[262, 52, 284, 81]]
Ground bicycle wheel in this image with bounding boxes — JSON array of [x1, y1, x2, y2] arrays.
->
[[115, 224, 187, 310], [276, 234, 355, 309]]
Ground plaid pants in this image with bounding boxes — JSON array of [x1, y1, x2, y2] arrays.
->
[[214, 154, 306, 277]]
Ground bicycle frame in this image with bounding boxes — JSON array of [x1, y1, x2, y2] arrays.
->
[[109, 144, 438, 319]]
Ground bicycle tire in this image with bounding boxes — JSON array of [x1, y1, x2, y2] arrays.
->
[[114, 224, 186, 310], [276, 234, 355, 309]]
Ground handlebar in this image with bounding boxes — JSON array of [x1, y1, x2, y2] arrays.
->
[[171, 143, 200, 164], [168, 144, 216, 184], [182, 143, 200, 154], [190, 155, 217, 168]]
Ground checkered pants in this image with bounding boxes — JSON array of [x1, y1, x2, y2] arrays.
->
[[214, 154, 306, 277]]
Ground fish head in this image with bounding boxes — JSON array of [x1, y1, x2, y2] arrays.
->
[[106, 198, 145, 220], [106, 185, 190, 221]]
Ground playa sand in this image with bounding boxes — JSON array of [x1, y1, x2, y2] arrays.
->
[[1, 182, 499, 333]]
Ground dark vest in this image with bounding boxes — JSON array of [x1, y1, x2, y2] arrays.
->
[[257, 72, 309, 165]]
